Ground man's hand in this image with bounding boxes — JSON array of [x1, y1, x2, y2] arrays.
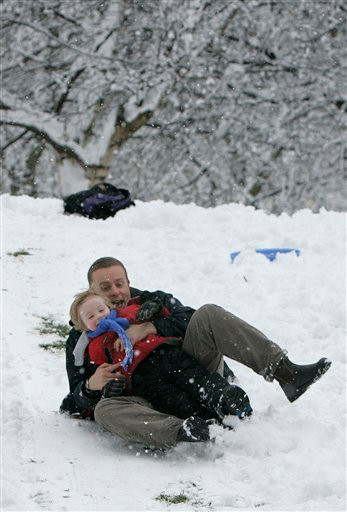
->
[[102, 375, 126, 398], [88, 363, 122, 391], [137, 298, 162, 321], [119, 322, 157, 346]]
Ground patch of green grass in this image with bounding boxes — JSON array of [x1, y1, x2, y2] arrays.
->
[[39, 340, 67, 351], [8, 249, 31, 257], [37, 315, 70, 352], [155, 482, 209, 509], [155, 493, 189, 505], [38, 315, 70, 337]]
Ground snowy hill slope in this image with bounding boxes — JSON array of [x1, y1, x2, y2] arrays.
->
[[1, 194, 346, 511]]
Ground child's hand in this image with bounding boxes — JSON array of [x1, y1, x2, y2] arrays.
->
[[114, 338, 124, 352]]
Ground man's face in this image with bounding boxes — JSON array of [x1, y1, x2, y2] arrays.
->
[[90, 265, 131, 308]]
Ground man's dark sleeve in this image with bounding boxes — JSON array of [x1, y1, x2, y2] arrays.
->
[[65, 328, 101, 411], [137, 289, 196, 338]]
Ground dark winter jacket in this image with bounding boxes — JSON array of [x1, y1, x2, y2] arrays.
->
[[64, 287, 195, 415]]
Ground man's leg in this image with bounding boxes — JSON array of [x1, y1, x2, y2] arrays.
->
[[183, 304, 285, 381], [94, 396, 183, 449], [183, 304, 331, 401]]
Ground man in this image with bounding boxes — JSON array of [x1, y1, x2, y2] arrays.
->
[[61, 257, 331, 449]]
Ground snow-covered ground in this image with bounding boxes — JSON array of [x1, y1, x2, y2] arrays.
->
[[1, 194, 346, 512]]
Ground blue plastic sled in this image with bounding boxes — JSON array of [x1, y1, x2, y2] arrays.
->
[[230, 248, 301, 263]]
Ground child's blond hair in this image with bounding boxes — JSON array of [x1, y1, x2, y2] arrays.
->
[[70, 289, 111, 331]]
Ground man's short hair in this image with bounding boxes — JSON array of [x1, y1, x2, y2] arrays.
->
[[87, 257, 129, 285]]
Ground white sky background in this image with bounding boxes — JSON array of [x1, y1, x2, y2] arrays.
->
[[1, 194, 346, 511]]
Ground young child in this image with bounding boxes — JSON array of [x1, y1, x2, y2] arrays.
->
[[69, 290, 253, 423]]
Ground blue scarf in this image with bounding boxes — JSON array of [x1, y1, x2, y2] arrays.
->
[[88, 310, 133, 370]]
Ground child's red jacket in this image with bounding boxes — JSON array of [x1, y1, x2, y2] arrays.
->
[[87, 300, 178, 382]]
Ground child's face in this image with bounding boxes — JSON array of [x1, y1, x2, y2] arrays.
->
[[79, 295, 110, 331]]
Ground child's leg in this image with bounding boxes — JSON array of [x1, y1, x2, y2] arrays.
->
[[162, 346, 252, 419], [131, 349, 212, 419], [134, 345, 251, 419], [134, 379, 213, 420]]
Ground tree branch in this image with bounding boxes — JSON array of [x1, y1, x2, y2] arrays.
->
[[0, 116, 86, 166], [100, 106, 154, 167], [0, 128, 29, 154], [2, 17, 114, 62]]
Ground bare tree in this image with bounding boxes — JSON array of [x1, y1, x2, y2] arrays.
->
[[1, 0, 346, 212]]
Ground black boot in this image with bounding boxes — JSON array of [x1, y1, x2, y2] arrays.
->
[[177, 416, 211, 442], [59, 392, 80, 416], [198, 373, 252, 420], [274, 356, 332, 403]]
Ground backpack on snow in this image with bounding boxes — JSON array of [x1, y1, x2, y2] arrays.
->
[[63, 183, 135, 220]]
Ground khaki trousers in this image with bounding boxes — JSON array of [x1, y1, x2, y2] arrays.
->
[[94, 304, 285, 448]]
